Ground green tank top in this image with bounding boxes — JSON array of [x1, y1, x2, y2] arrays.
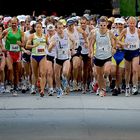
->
[[5, 27, 22, 52]]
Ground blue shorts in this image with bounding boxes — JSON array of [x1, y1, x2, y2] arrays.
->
[[124, 49, 139, 61], [113, 50, 124, 65], [32, 55, 46, 63]]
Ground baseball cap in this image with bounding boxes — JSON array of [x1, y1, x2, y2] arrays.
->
[[114, 18, 119, 24], [47, 24, 55, 30], [116, 18, 125, 24], [17, 15, 26, 22], [83, 14, 90, 20], [30, 20, 36, 26], [67, 18, 75, 26]]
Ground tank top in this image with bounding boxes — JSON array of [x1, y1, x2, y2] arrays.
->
[[5, 28, 22, 52], [32, 33, 46, 56], [79, 26, 89, 54], [95, 29, 112, 60], [55, 32, 70, 60], [66, 27, 80, 49], [124, 27, 139, 50], [46, 34, 56, 57]]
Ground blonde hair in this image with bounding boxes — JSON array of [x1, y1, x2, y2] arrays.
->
[[99, 16, 108, 23], [128, 16, 136, 23]]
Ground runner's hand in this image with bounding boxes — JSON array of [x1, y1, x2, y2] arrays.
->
[[25, 50, 31, 55], [17, 41, 22, 46]]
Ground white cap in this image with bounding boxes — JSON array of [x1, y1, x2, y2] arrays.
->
[[114, 18, 119, 24], [116, 18, 125, 24], [30, 20, 36, 26], [17, 15, 26, 22], [47, 24, 55, 30]]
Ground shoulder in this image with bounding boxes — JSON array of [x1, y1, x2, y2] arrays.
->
[[28, 33, 34, 40]]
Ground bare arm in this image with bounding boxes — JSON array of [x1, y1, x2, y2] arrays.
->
[[48, 36, 56, 53], [17, 31, 25, 48], [88, 30, 96, 58], [0, 29, 8, 40], [26, 34, 38, 49], [67, 33, 76, 50], [77, 27, 88, 45]]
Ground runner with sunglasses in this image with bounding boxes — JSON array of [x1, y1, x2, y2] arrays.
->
[[89, 16, 118, 97]]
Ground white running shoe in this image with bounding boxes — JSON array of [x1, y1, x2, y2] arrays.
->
[[132, 86, 138, 95], [125, 87, 130, 97]]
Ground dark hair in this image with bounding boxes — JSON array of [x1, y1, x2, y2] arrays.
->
[[35, 21, 42, 27], [29, 24, 36, 34], [0, 23, 4, 31]]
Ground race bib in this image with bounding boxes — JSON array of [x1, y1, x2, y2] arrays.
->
[[37, 45, 45, 54], [10, 44, 20, 52], [58, 49, 67, 56], [129, 44, 136, 49]]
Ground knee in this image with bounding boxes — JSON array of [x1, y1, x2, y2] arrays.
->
[[132, 69, 138, 75], [40, 72, 46, 78]]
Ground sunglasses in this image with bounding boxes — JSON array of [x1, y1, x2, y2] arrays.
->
[[118, 23, 123, 25], [100, 24, 106, 27]]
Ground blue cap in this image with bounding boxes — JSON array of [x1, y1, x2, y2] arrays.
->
[[67, 19, 75, 26]]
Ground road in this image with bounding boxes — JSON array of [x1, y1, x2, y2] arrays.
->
[[0, 92, 140, 140]]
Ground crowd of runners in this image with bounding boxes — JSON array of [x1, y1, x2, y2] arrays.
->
[[0, 13, 140, 98]]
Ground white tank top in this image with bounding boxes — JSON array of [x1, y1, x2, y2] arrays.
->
[[66, 27, 80, 49], [79, 26, 89, 54], [124, 27, 139, 50], [95, 29, 112, 60], [46, 34, 56, 57], [55, 32, 70, 60]]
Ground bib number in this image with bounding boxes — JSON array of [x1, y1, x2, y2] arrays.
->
[[129, 44, 136, 49], [37, 45, 45, 54], [58, 49, 67, 56], [10, 44, 20, 52]]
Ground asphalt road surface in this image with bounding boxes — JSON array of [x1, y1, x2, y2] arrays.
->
[[0, 91, 140, 140]]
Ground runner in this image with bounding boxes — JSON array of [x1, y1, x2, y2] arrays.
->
[[119, 16, 140, 96], [0, 17, 27, 96], [89, 16, 117, 97], [46, 24, 56, 96], [26, 21, 48, 97], [111, 18, 126, 96], [48, 21, 74, 97]]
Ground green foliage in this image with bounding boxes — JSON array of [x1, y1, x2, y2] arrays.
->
[[120, 0, 136, 16]]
